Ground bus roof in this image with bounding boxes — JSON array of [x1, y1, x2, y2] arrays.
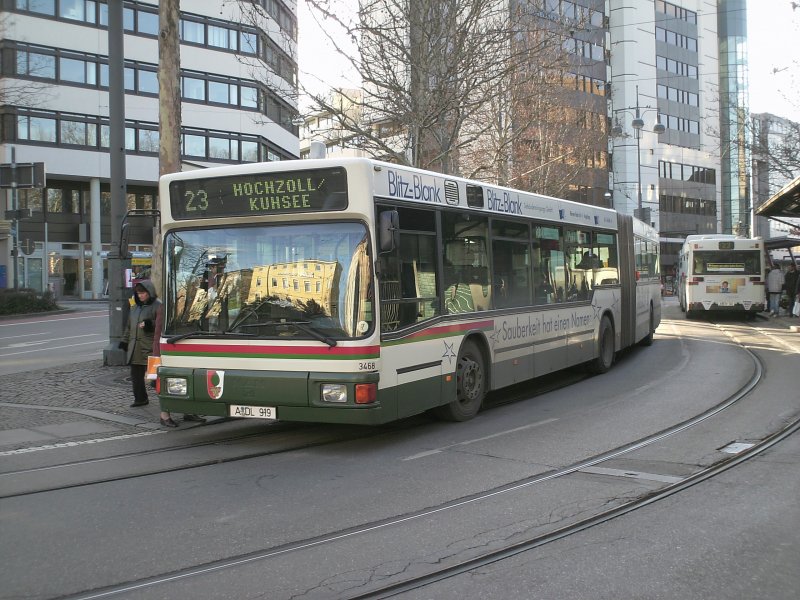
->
[[160, 157, 624, 231]]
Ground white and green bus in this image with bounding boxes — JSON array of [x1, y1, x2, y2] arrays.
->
[[678, 234, 766, 318], [156, 158, 661, 424]]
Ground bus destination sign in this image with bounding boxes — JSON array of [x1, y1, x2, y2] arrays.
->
[[169, 167, 348, 220]]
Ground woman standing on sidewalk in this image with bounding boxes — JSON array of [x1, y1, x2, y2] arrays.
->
[[120, 280, 161, 408], [151, 289, 205, 427]]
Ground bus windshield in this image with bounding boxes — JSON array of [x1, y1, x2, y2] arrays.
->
[[163, 222, 373, 340], [692, 250, 762, 275]]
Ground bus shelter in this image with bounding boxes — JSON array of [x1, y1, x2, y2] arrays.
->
[[756, 176, 800, 266]]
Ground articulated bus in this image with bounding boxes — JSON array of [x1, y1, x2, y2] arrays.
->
[[678, 234, 766, 318], [155, 158, 661, 424]]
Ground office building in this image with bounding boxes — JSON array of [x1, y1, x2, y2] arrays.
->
[[0, 0, 299, 298], [751, 112, 800, 240], [609, 0, 733, 271]]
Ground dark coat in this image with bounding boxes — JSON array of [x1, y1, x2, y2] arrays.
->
[[123, 280, 162, 366], [785, 268, 799, 297]]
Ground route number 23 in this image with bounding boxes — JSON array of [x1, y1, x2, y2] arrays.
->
[[185, 190, 209, 212]]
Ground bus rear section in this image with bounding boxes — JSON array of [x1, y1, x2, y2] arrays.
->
[[679, 236, 766, 317]]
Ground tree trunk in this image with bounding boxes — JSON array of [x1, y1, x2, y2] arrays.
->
[[153, 0, 182, 294]]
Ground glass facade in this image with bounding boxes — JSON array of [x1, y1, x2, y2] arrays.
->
[[717, 0, 750, 235]]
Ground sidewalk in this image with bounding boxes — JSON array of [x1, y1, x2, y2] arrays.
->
[[0, 359, 173, 453], [1, 305, 797, 454]]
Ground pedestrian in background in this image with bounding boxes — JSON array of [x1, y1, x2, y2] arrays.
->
[[120, 280, 160, 407], [766, 265, 785, 317], [784, 262, 798, 317]]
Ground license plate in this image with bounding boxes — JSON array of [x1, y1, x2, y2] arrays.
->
[[229, 404, 276, 419]]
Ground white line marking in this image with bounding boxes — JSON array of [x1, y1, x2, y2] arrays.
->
[[403, 418, 559, 461], [0, 340, 107, 357], [4, 333, 103, 348], [0, 332, 49, 340], [0, 430, 165, 457], [0, 313, 107, 327]]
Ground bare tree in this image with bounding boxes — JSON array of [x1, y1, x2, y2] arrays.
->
[[295, 0, 607, 197], [297, 0, 566, 175]]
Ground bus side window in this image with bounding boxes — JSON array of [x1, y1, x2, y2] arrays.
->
[[378, 205, 440, 330], [443, 211, 490, 314]]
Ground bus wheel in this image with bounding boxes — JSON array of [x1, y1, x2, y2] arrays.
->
[[640, 306, 655, 346], [588, 316, 614, 374], [435, 340, 485, 422]]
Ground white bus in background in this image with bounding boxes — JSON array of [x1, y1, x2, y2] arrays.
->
[[678, 235, 766, 318]]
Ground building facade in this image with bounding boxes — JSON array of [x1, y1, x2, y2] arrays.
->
[[0, 0, 299, 298], [751, 112, 800, 240], [608, 0, 727, 272]]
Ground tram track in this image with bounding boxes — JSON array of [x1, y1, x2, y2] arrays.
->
[[0, 423, 396, 499], [0, 365, 589, 500], [351, 407, 800, 599], [55, 319, 795, 600]]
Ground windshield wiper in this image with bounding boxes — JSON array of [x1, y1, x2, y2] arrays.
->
[[236, 319, 338, 347], [165, 330, 255, 344]]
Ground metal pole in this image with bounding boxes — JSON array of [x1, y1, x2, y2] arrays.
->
[[10, 147, 19, 290], [636, 130, 643, 212], [103, 0, 130, 366]]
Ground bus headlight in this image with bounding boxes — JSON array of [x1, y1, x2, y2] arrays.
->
[[321, 383, 347, 403], [166, 378, 188, 396]]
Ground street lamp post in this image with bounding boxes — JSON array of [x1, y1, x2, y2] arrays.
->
[[611, 85, 665, 218]]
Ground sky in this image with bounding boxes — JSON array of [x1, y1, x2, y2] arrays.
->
[[298, 1, 800, 122], [747, 0, 800, 121]]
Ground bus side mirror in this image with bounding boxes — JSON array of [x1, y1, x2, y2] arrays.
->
[[379, 210, 399, 254]]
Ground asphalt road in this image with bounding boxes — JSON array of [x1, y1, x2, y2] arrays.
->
[[1, 301, 799, 599], [0, 302, 110, 376]]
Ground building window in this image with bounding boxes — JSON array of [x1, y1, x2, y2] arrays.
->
[[10, 42, 295, 127], [138, 70, 158, 94], [138, 129, 159, 153], [60, 57, 95, 84], [208, 136, 238, 160], [17, 50, 56, 79], [60, 120, 95, 145], [182, 77, 206, 101], [60, 0, 91, 22], [208, 25, 234, 49], [183, 134, 206, 157], [209, 81, 237, 104], [3, 108, 295, 162], [181, 19, 206, 44], [18, 115, 57, 142], [16, 0, 55, 16]]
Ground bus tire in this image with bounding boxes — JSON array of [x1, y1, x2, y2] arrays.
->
[[435, 340, 485, 422], [640, 305, 655, 346], [587, 316, 614, 374]]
